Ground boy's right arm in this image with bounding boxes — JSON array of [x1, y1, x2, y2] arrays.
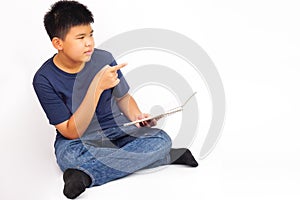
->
[[55, 63, 127, 139]]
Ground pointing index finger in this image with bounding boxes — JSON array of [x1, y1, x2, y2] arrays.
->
[[112, 63, 127, 71]]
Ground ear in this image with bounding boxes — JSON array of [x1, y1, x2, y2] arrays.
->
[[51, 37, 63, 51]]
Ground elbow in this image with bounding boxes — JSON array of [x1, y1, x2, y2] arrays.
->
[[55, 120, 81, 140], [57, 129, 80, 140], [65, 132, 80, 140]]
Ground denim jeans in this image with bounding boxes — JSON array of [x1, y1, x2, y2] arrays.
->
[[54, 125, 172, 186]]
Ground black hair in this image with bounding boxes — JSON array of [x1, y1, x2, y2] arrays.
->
[[44, 0, 94, 40]]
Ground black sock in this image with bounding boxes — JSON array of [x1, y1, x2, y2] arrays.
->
[[170, 148, 198, 167], [63, 169, 92, 199]]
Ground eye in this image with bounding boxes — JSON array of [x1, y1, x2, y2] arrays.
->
[[77, 36, 84, 40]]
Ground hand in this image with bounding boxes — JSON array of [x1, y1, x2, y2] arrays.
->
[[136, 113, 157, 127], [96, 63, 127, 91]]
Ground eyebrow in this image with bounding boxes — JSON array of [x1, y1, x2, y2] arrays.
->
[[75, 30, 94, 37]]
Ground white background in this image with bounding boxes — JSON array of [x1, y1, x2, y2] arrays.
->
[[0, 0, 299, 199]]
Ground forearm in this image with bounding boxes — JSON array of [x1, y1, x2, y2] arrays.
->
[[56, 74, 103, 139], [55, 63, 127, 139], [117, 94, 142, 122]]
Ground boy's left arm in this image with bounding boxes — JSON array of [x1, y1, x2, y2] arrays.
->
[[116, 93, 156, 127]]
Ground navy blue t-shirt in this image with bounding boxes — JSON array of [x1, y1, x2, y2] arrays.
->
[[33, 49, 131, 136]]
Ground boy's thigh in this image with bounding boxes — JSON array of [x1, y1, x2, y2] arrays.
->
[[115, 127, 170, 147]]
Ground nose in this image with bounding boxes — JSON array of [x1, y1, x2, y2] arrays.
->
[[85, 37, 94, 47]]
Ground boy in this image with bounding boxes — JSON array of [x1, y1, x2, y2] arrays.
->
[[33, 0, 198, 199]]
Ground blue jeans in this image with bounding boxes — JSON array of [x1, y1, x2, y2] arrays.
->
[[54, 125, 172, 186]]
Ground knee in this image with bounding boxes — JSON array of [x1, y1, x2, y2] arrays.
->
[[131, 127, 172, 150], [155, 128, 172, 144], [149, 128, 172, 150]]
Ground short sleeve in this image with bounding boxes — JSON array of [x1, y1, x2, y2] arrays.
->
[[33, 79, 71, 125], [110, 60, 130, 98]]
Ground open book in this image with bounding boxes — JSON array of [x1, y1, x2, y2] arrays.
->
[[123, 92, 197, 127]]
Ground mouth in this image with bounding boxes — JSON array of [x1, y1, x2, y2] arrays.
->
[[84, 49, 93, 55]]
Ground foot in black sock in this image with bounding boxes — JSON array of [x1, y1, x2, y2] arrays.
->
[[170, 148, 198, 167], [63, 169, 92, 199]]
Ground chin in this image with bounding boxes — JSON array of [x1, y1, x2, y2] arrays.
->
[[83, 56, 92, 62]]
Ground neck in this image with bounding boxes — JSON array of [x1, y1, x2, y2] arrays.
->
[[53, 53, 85, 74]]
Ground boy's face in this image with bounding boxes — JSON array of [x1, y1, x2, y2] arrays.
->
[[59, 24, 95, 64]]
